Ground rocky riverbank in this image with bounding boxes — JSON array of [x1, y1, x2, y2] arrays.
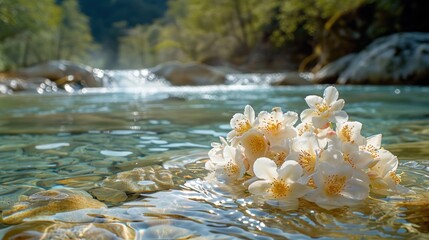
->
[[1, 32, 428, 94]]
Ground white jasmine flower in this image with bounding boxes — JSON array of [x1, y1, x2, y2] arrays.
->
[[328, 138, 377, 169], [300, 86, 348, 128], [227, 105, 256, 144], [336, 121, 365, 145], [305, 149, 370, 210], [249, 158, 310, 209], [341, 142, 377, 169], [257, 107, 298, 146], [239, 129, 269, 175], [296, 122, 335, 148], [359, 134, 383, 161], [286, 133, 321, 176], [368, 149, 411, 195], [206, 137, 229, 171], [210, 145, 247, 182], [266, 142, 291, 167]]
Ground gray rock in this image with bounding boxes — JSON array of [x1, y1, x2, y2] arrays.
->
[[150, 61, 226, 85], [15, 60, 103, 87], [315, 32, 429, 85], [314, 54, 356, 84]]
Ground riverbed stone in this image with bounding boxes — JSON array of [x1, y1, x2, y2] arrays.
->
[[0, 185, 43, 211], [101, 166, 174, 193], [89, 187, 128, 203], [1, 221, 135, 239], [14, 60, 103, 87], [1, 188, 106, 225]]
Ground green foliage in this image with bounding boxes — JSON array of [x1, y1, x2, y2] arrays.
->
[[118, 0, 278, 67], [0, 0, 96, 70], [273, 0, 366, 44], [57, 0, 95, 62]]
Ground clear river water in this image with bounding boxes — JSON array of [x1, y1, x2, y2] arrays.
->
[[0, 73, 428, 239]]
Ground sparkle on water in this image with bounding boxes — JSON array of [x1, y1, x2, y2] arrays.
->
[[0, 74, 428, 238]]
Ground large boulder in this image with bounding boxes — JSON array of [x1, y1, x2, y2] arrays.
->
[[315, 32, 429, 85], [15, 60, 103, 88], [150, 62, 226, 85]]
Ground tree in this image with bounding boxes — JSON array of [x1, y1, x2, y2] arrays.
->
[[56, 0, 95, 62], [0, 0, 96, 70]]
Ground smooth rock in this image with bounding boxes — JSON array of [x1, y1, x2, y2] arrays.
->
[[315, 32, 429, 85], [313, 54, 356, 84], [0, 185, 43, 211], [151, 61, 226, 85], [89, 187, 128, 203], [1, 188, 106, 225], [1, 221, 135, 240], [101, 166, 174, 193], [14, 60, 103, 87]]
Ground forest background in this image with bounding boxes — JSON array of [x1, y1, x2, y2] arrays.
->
[[1, 0, 428, 72]]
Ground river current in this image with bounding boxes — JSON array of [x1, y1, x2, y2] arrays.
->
[[0, 72, 428, 238]]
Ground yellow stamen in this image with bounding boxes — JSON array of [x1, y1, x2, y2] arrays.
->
[[324, 175, 347, 196], [267, 150, 288, 167], [298, 123, 312, 136], [340, 125, 354, 143], [389, 171, 401, 184], [315, 102, 329, 114], [242, 133, 267, 157], [268, 178, 290, 198], [260, 116, 281, 136], [360, 144, 379, 159], [307, 177, 316, 188], [224, 160, 239, 177], [343, 153, 355, 168], [298, 150, 316, 173], [234, 119, 251, 136]]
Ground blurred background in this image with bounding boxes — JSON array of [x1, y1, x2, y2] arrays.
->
[[1, 0, 428, 73]]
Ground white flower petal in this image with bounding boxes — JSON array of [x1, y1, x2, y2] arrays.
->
[[367, 134, 382, 149], [248, 180, 271, 196], [331, 111, 348, 124], [300, 109, 316, 123], [305, 95, 323, 109], [241, 129, 268, 162], [287, 182, 311, 198], [324, 86, 339, 105], [312, 116, 329, 129], [244, 105, 255, 124], [331, 99, 345, 111], [226, 131, 237, 142], [341, 176, 370, 200], [278, 160, 303, 181], [253, 157, 278, 180], [283, 111, 298, 125]]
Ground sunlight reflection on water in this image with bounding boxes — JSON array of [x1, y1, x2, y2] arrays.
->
[[0, 85, 428, 238]]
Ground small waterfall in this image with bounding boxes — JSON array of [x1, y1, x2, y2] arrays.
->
[[101, 69, 171, 88], [97, 69, 311, 89]]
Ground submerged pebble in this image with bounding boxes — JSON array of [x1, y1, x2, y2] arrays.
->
[[101, 166, 174, 193], [0, 222, 135, 240], [1, 188, 106, 225], [89, 187, 128, 203]]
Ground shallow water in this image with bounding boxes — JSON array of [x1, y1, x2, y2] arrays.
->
[[0, 84, 428, 239]]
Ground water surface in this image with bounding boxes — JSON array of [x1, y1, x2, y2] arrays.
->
[[0, 83, 428, 238]]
